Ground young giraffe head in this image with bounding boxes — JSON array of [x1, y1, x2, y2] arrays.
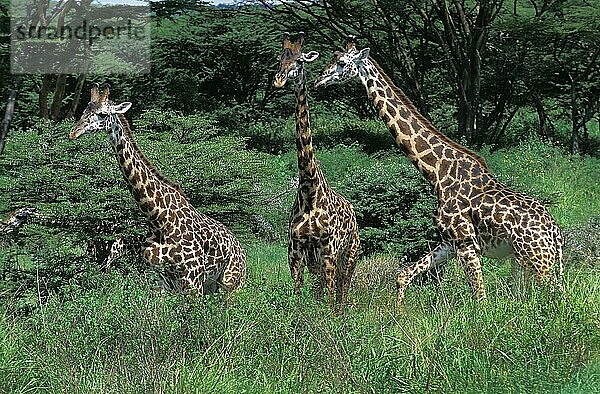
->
[[69, 83, 132, 140], [273, 31, 319, 88], [314, 36, 369, 88]]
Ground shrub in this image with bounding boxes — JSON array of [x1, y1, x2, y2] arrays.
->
[[342, 154, 438, 258]]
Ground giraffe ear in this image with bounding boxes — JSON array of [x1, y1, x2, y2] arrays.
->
[[112, 102, 132, 114], [356, 47, 370, 61], [300, 51, 319, 63]]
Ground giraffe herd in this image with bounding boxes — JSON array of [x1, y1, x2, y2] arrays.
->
[[3, 33, 564, 310]]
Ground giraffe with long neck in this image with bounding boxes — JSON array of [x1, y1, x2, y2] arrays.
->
[[70, 84, 246, 295], [315, 38, 563, 304], [274, 32, 360, 309]]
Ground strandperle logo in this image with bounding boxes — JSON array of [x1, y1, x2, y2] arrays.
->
[[14, 19, 146, 46], [10, 0, 151, 74]]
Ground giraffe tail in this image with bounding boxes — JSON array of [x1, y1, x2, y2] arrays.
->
[[556, 231, 565, 292]]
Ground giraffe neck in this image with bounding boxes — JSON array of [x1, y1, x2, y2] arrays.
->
[[108, 114, 186, 233], [358, 58, 489, 188], [294, 70, 325, 193]]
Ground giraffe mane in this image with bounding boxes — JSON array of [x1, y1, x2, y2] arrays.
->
[[117, 113, 187, 196], [368, 58, 489, 170]]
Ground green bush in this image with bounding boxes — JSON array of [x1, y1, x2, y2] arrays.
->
[[285, 146, 439, 258], [340, 153, 438, 258]]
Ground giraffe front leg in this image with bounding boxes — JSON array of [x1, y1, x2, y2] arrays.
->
[[396, 243, 454, 306], [143, 242, 179, 291], [320, 245, 339, 310], [143, 242, 173, 268], [306, 250, 324, 300], [288, 238, 305, 294], [456, 243, 486, 301], [339, 231, 360, 309]]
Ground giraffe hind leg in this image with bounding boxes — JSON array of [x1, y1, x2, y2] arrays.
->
[[396, 243, 454, 305], [220, 250, 247, 292], [514, 246, 563, 295], [456, 243, 486, 301]]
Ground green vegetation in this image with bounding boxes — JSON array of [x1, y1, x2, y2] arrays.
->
[[0, 114, 599, 392], [0, 244, 598, 393], [1, 0, 599, 392]]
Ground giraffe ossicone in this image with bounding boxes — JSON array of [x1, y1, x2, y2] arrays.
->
[[275, 32, 360, 311], [70, 84, 246, 296], [316, 37, 564, 305]]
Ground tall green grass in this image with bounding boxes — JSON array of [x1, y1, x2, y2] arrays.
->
[[1, 247, 598, 393], [0, 140, 598, 393]]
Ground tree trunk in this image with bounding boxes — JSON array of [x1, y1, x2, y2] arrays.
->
[[66, 73, 87, 119], [533, 95, 548, 137], [39, 75, 52, 119], [50, 74, 67, 121], [0, 77, 21, 155], [570, 80, 579, 154]]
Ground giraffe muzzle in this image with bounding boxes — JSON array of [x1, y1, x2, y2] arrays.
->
[[273, 74, 287, 88], [69, 127, 85, 140]]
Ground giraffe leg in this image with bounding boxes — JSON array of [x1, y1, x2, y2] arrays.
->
[[306, 248, 324, 300], [143, 242, 180, 291], [456, 243, 486, 301], [339, 231, 360, 309], [143, 242, 173, 267], [288, 238, 306, 294], [396, 243, 454, 305], [182, 266, 206, 297], [514, 245, 563, 294], [105, 237, 125, 269], [320, 244, 339, 309], [220, 249, 247, 292], [511, 225, 564, 291]]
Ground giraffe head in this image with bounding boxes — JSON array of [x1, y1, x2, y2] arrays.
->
[[274, 31, 319, 88], [69, 83, 132, 140], [314, 36, 370, 88]]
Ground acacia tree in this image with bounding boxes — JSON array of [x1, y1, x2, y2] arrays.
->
[[494, 0, 600, 152], [258, 0, 507, 144]]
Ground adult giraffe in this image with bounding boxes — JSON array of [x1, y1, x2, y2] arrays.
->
[[70, 84, 246, 296], [275, 32, 359, 310], [315, 37, 563, 304]]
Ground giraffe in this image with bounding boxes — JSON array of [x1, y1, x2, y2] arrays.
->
[[70, 84, 246, 295], [315, 37, 563, 304], [274, 32, 360, 310]]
